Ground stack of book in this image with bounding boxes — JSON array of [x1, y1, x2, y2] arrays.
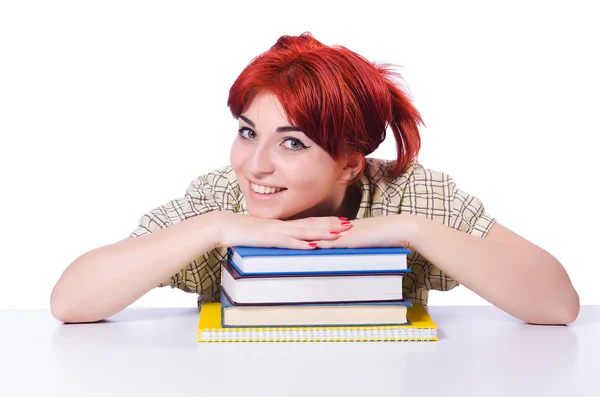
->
[[198, 246, 438, 342]]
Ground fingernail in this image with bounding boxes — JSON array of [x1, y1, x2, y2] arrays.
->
[[330, 231, 339, 235], [338, 217, 347, 221], [309, 242, 318, 247], [341, 221, 351, 226]]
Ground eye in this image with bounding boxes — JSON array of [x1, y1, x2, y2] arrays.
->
[[238, 127, 256, 140], [282, 137, 310, 151]]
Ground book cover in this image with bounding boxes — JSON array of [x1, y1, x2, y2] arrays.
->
[[226, 258, 409, 279], [231, 246, 411, 257], [221, 261, 405, 304], [220, 289, 412, 327], [221, 286, 409, 306], [228, 246, 411, 275], [198, 300, 438, 342]]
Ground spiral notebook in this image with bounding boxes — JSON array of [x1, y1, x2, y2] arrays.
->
[[198, 301, 438, 342]]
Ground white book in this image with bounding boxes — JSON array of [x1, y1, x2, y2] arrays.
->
[[221, 261, 405, 304]]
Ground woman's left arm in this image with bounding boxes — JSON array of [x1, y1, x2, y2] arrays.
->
[[407, 216, 580, 325]]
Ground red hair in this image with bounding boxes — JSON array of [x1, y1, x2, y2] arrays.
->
[[227, 32, 423, 177]]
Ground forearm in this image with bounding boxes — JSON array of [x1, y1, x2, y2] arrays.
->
[[50, 211, 221, 323], [406, 215, 579, 325]]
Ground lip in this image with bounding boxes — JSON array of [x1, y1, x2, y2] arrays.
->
[[247, 180, 287, 200], [248, 179, 286, 190]]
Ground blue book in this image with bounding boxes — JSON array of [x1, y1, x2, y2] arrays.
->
[[227, 246, 411, 276], [220, 290, 412, 327]]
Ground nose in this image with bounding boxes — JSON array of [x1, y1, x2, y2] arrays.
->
[[247, 143, 275, 177]]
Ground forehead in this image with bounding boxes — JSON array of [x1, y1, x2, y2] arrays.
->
[[242, 91, 291, 125]]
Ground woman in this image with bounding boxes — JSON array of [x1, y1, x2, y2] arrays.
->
[[50, 33, 579, 325]]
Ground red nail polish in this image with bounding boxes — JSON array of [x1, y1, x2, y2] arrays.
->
[[341, 221, 351, 226], [330, 231, 339, 235], [309, 242, 318, 247], [338, 217, 347, 221]]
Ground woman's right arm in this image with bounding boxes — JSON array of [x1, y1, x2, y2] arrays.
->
[[50, 211, 224, 324], [50, 211, 349, 323]]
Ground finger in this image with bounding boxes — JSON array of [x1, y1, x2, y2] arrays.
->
[[280, 219, 353, 237], [330, 220, 353, 232], [316, 217, 354, 232], [311, 239, 340, 249], [271, 223, 343, 241], [285, 216, 343, 223], [271, 235, 319, 250], [289, 228, 343, 241]]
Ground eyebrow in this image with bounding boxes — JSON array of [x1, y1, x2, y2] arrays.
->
[[239, 115, 302, 133]]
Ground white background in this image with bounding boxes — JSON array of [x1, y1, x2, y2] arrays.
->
[[1, 1, 598, 310]]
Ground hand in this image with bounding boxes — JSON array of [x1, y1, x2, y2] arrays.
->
[[211, 212, 353, 250], [314, 214, 413, 249]]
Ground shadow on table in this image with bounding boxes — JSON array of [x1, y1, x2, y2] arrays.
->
[[105, 307, 199, 323]]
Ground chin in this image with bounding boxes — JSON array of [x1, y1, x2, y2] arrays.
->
[[246, 207, 285, 220], [247, 206, 303, 220]]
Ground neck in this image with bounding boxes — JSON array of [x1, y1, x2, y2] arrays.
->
[[284, 183, 361, 221], [336, 183, 361, 220]]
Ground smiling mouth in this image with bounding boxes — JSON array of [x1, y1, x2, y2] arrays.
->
[[250, 182, 287, 195]]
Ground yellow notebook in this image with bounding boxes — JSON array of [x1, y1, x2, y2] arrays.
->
[[198, 301, 438, 342]]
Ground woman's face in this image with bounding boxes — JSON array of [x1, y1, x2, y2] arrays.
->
[[230, 91, 348, 220]]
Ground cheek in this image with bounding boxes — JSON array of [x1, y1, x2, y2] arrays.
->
[[229, 142, 245, 171], [288, 174, 331, 198]]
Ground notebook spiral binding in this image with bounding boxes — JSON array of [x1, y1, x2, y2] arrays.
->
[[200, 326, 437, 342]]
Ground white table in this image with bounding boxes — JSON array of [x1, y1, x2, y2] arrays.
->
[[1, 305, 597, 397]]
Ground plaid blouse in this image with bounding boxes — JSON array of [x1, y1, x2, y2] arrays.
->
[[130, 158, 496, 307]]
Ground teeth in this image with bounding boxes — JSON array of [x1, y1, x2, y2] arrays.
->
[[251, 183, 284, 194]]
